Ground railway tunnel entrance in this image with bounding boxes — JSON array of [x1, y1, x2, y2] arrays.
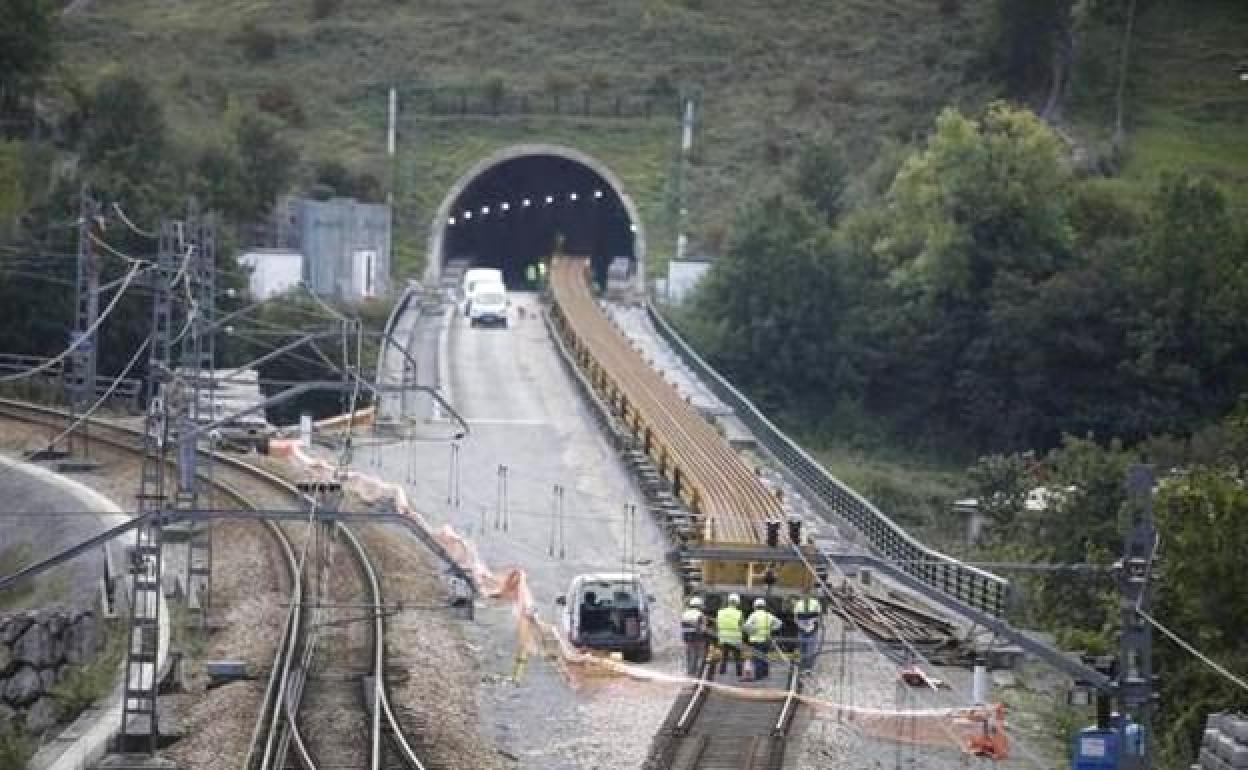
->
[[426, 145, 644, 292]]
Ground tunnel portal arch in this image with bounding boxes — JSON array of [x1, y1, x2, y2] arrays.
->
[[426, 145, 646, 293]]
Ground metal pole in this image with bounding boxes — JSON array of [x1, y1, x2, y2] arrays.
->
[[675, 97, 694, 261], [558, 485, 566, 559], [495, 464, 504, 530], [549, 485, 558, 557], [1118, 464, 1156, 770], [68, 188, 100, 458]]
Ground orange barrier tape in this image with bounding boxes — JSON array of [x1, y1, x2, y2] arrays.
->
[[278, 440, 1008, 759], [312, 407, 375, 432]]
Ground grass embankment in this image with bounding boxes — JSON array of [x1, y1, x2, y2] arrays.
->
[[58, 0, 997, 273], [1123, 0, 1248, 202], [797, 437, 970, 551], [1070, 0, 1248, 208], [0, 544, 68, 612]]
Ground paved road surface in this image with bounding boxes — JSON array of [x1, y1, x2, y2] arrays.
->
[[364, 291, 684, 768], [0, 456, 126, 612]]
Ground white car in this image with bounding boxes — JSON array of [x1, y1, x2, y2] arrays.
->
[[461, 267, 504, 317], [468, 284, 508, 327], [555, 572, 654, 662]]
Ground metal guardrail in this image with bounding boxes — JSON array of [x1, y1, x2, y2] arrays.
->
[[0, 353, 142, 411], [644, 302, 1010, 618]]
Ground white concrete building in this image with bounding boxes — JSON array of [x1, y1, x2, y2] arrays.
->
[[238, 249, 303, 300], [666, 258, 713, 304]]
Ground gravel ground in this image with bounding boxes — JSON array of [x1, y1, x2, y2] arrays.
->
[[357, 522, 510, 770], [791, 613, 1062, 769], [295, 518, 372, 769], [162, 519, 290, 770]]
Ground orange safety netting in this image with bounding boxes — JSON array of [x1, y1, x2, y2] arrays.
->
[[273, 438, 1009, 760]]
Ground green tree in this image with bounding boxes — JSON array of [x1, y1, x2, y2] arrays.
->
[[0, 141, 23, 236], [1153, 458, 1248, 763], [793, 139, 848, 224], [82, 74, 169, 188], [1122, 174, 1248, 434], [886, 103, 1072, 300], [0, 0, 56, 125], [684, 194, 851, 412], [966, 452, 1031, 533], [234, 111, 298, 219]]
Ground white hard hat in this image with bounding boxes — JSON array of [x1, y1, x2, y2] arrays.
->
[[754, 598, 766, 608], [688, 596, 704, 608], [728, 593, 741, 604]]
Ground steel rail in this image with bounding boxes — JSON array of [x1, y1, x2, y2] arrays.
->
[[652, 661, 802, 770], [252, 517, 305, 770], [547, 269, 813, 767], [549, 258, 784, 545], [0, 400, 429, 768], [336, 523, 427, 770], [0, 398, 313, 769]]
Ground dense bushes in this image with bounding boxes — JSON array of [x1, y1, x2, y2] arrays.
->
[[682, 103, 1248, 456]]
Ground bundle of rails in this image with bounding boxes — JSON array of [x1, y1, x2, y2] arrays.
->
[[0, 399, 425, 770], [549, 258, 785, 546], [548, 258, 818, 599]]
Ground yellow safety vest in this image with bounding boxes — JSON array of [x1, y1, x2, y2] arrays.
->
[[793, 597, 822, 634], [794, 597, 822, 616], [745, 610, 774, 644], [716, 606, 743, 646]]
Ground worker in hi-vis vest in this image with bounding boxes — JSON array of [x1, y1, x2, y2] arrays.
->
[[792, 591, 823, 672], [680, 596, 709, 676], [716, 593, 744, 678], [742, 598, 783, 680]]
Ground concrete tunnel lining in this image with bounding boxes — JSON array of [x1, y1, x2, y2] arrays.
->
[[425, 144, 646, 293]]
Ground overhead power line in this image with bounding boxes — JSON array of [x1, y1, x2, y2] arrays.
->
[[1137, 608, 1248, 694], [0, 261, 145, 383], [111, 202, 158, 239], [0, 337, 150, 489]]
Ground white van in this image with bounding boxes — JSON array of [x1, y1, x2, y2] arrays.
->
[[468, 282, 508, 327], [555, 572, 654, 662], [461, 268, 504, 317]]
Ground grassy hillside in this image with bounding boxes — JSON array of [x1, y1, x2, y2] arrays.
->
[[58, 0, 998, 275], [1069, 0, 1248, 207], [58, 0, 1248, 275], [1124, 0, 1248, 194]]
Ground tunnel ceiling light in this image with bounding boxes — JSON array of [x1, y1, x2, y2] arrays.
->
[[594, 189, 604, 199], [569, 192, 579, 201], [545, 195, 554, 204], [481, 205, 490, 215], [463, 211, 472, 220], [448, 217, 456, 226], [629, 223, 638, 232], [501, 202, 510, 211], [522, 198, 532, 207]]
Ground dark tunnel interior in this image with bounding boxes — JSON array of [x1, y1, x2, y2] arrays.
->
[[441, 155, 636, 288]]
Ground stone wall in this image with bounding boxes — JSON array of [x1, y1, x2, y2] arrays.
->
[[0, 609, 101, 734], [1195, 712, 1248, 769]]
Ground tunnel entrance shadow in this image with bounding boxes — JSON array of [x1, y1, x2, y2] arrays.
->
[[427, 146, 644, 292]]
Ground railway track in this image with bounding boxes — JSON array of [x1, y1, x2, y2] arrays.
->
[[0, 400, 424, 770], [548, 263, 817, 767], [646, 663, 802, 770]]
